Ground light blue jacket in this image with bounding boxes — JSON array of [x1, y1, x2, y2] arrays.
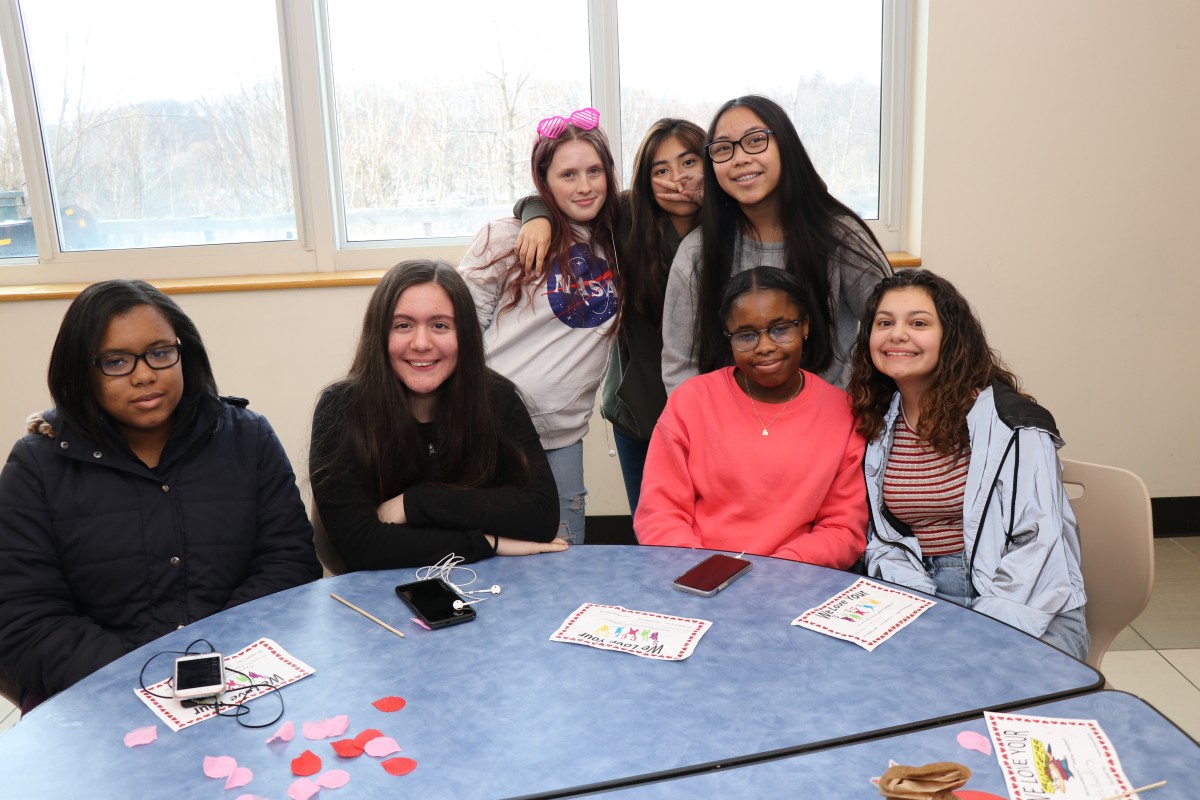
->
[[863, 383, 1087, 638]]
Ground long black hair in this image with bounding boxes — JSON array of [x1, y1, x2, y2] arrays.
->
[[47, 279, 217, 447], [625, 118, 706, 326], [695, 95, 890, 374], [310, 260, 528, 503]]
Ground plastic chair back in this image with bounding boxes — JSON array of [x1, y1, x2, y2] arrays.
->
[[1060, 458, 1155, 669]]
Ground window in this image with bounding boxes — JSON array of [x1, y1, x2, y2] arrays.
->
[[19, 0, 294, 251], [325, 1, 591, 242], [0, 0, 907, 283], [616, 1, 885, 220], [0, 29, 36, 258]]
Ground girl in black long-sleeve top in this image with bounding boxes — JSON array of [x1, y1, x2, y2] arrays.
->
[[309, 260, 566, 571]]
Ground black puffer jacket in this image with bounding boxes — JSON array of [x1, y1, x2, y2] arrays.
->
[[0, 394, 321, 698]]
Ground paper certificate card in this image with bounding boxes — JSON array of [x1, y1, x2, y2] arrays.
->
[[135, 638, 315, 732], [792, 577, 934, 651], [984, 711, 1134, 799], [550, 603, 711, 660]]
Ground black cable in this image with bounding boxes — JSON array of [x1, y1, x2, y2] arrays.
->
[[137, 640, 285, 729]]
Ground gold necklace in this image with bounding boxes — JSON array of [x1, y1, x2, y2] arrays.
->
[[740, 370, 805, 436]]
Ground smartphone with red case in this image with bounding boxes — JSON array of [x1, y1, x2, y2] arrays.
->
[[672, 554, 752, 597]]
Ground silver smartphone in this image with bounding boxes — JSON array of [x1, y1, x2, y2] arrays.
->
[[173, 653, 226, 699]]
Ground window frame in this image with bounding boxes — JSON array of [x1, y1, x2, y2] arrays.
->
[[0, 0, 909, 286]]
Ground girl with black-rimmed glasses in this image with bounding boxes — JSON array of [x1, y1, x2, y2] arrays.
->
[[0, 280, 320, 711], [636, 267, 867, 568], [661, 94, 892, 394]]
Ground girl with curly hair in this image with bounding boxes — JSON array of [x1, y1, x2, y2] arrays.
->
[[848, 269, 1088, 659]]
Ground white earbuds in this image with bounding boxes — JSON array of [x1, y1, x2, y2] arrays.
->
[[416, 555, 503, 612], [451, 584, 501, 611]]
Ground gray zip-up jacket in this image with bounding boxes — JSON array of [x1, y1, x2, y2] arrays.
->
[[863, 382, 1087, 639]]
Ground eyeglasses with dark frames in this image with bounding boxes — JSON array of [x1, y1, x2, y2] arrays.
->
[[92, 344, 182, 377], [704, 129, 774, 163], [724, 320, 803, 352]]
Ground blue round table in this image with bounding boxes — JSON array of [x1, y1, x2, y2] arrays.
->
[[0, 545, 1101, 798]]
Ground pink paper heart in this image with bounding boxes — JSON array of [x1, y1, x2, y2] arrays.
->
[[364, 736, 401, 758], [957, 730, 992, 755], [266, 720, 295, 744], [225, 766, 253, 789], [235, 795, 269, 800], [362, 738, 400, 758], [303, 714, 350, 740], [316, 769, 351, 789], [123, 725, 158, 747], [203, 755, 238, 778], [288, 777, 320, 800]]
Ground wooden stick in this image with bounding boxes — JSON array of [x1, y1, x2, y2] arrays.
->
[[1098, 780, 1167, 800], [330, 593, 406, 639]]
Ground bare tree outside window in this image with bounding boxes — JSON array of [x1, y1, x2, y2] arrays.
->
[[4, 0, 887, 258], [18, 0, 295, 251]]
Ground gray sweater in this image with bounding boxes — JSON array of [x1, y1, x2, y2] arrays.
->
[[661, 218, 891, 392]]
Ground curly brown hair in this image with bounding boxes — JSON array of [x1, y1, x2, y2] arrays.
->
[[847, 269, 1028, 455]]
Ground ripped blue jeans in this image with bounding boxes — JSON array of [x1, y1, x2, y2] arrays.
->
[[545, 440, 586, 544]]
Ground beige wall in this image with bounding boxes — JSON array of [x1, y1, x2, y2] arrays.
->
[[913, 0, 1199, 496], [2, 0, 1197, 501]]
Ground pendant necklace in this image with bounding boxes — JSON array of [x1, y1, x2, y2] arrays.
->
[[740, 370, 805, 436]]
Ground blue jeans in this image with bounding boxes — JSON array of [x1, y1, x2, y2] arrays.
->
[[613, 427, 649, 515], [923, 552, 1090, 661], [545, 441, 586, 545]]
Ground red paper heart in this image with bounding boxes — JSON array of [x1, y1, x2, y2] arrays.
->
[[291, 749, 322, 777], [372, 696, 407, 712], [331, 739, 365, 758], [381, 757, 418, 777], [353, 728, 384, 746]]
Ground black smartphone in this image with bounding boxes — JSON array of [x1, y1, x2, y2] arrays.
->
[[672, 554, 752, 597], [173, 653, 226, 699], [395, 578, 477, 628]]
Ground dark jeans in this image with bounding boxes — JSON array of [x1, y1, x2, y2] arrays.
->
[[613, 427, 650, 516]]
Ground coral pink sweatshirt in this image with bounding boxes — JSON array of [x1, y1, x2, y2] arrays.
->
[[635, 368, 867, 568]]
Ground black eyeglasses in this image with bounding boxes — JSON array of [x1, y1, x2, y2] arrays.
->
[[92, 344, 182, 377], [704, 129, 774, 163], [724, 321, 802, 352]]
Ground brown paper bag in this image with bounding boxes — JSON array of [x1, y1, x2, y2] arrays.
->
[[877, 761, 972, 800]]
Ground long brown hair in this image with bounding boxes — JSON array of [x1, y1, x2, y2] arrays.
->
[[483, 123, 622, 316], [311, 260, 528, 503], [625, 118, 705, 326], [847, 269, 1027, 455]]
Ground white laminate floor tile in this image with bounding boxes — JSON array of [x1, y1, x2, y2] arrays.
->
[[1108, 626, 1153, 651], [0, 703, 18, 736], [1100, 650, 1200, 741], [1152, 539, 1200, 578], [1175, 536, 1200, 557], [1159, 649, 1200, 689], [1129, 575, 1200, 650]]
